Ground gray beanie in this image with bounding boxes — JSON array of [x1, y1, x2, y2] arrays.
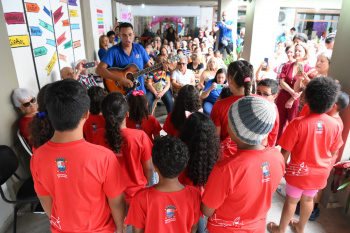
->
[[228, 96, 276, 145]]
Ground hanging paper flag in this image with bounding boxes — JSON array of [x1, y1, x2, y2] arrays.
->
[[64, 40, 72, 49], [46, 39, 56, 47], [73, 40, 81, 48], [9, 35, 29, 48], [57, 32, 66, 46], [71, 24, 80, 29], [4, 12, 25, 24], [43, 6, 51, 16], [30, 26, 43, 36], [60, 0, 67, 2], [25, 3, 40, 13], [46, 52, 57, 75], [69, 10, 78, 17], [39, 19, 53, 32], [59, 53, 67, 61], [68, 0, 77, 6], [62, 19, 69, 26], [53, 6, 63, 24], [34, 46, 47, 57]]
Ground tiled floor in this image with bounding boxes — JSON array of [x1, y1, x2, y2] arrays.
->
[[3, 103, 350, 233]]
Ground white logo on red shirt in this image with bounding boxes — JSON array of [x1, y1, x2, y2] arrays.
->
[[316, 121, 324, 134], [50, 215, 62, 229], [165, 205, 177, 224], [261, 162, 271, 183], [286, 162, 309, 176], [209, 214, 244, 228], [55, 157, 67, 178]]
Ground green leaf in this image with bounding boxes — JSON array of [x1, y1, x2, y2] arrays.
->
[[337, 181, 350, 190]]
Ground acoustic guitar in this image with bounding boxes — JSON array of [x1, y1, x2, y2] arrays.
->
[[104, 54, 181, 95]]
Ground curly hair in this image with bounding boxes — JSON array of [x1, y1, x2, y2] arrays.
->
[[127, 93, 149, 125], [101, 92, 127, 153], [227, 60, 254, 96], [170, 85, 201, 131], [87, 86, 106, 115], [152, 135, 189, 178], [220, 87, 233, 100], [29, 84, 54, 148], [179, 112, 220, 188], [305, 76, 340, 113]]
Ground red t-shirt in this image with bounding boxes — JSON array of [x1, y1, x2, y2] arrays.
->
[[178, 171, 205, 196], [163, 113, 179, 137], [202, 147, 285, 233], [126, 115, 162, 142], [125, 186, 201, 233], [299, 104, 310, 117], [267, 104, 280, 147], [92, 128, 152, 203], [332, 116, 344, 164], [19, 116, 33, 147], [278, 113, 343, 190], [83, 114, 105, 143], [30, 139, 126, 233]]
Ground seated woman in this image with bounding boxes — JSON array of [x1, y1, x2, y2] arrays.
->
[[98, 35, 109, 60], [201, 68, 227, 116], [171, 56, 196, 97], [146, 55, 174, 114], [199, 57, 219, 90], [168, 41, 175, 54], [159, 45, 169, 58], [12, 88, 38, 147], [187, 53, 204, 88]]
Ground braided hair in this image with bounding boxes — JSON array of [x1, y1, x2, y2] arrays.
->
[[227, 60, 254, 96]]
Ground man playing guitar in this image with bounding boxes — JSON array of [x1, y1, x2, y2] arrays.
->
[[96, 23, 152, 93]]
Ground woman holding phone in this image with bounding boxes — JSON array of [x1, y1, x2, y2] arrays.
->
[[201, 68, 227, 116], [275, 42, 313, 140]]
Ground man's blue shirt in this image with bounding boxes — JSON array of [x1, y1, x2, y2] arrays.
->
[[218, 20, 234, 42]]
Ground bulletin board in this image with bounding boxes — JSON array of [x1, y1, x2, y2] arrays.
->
[[2, 0, 86, 91]]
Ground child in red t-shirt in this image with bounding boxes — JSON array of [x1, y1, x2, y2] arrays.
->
[[125, 136, 201, 233], [202, 96, 285, 233], [92, 92, 153, 204], [30, 79, 126, 233], [126, 90, 162, 142], [163, 85, 201, 137], [269, 77, 343, 233], [83, 86, 106, 143]]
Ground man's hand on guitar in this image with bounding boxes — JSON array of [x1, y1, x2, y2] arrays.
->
[[120, 78, 133, 88]]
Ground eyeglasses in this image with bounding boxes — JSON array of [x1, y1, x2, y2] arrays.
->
[[256, 92, 273, 97], [178, 63, 186, 66], [22, 97, 36, 107]]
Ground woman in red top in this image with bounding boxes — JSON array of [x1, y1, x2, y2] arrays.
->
[[163, 85, 201, 137], [12, 87, 38, 147], [275, 43, 313, 140], [126, 90, 162, 142]]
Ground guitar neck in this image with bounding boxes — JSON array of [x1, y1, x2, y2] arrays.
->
[[133, 62, 164, 79]]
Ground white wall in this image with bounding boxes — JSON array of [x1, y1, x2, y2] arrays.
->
[[238, 0, 342, 9], [277, 8, 296, 34], [132, 5, 201, 17], [200, 7, 213, 30]]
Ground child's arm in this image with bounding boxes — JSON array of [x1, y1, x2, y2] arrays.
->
[[280, 148, 291, 168], [201, 202, 215, 217], [132, 226, 145, 233], [108, 193, 126, 233], [142, 158, 153, 186], [191, 222, 199, 233], [37, 194, 53, 217]]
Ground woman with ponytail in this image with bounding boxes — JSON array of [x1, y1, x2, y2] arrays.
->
[[92, 92, 153, 205]]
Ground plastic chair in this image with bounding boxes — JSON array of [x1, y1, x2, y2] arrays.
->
[[17, 129, 33, 156], [0, 145, 41, 233]]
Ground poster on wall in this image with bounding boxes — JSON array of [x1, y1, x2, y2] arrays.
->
[[121, 8, 133, 25], [97, 9, 104, 35]]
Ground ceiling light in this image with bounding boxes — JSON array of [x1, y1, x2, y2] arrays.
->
[[142, 4, 145, 8]]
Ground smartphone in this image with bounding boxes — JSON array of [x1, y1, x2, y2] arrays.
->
[[262, 58, 268, 71], [216, 84, 225, 90], [297, 62, 304, 73], [84, 62, 95, 68]]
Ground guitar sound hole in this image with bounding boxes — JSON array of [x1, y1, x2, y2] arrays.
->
[[126, 73, 134, 81]]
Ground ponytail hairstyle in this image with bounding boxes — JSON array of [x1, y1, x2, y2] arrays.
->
[[29, 84, 54, 148], [127, 93, 149, 125], [87, 86, 106, 115], [227, 60, 254, 96], [101, 92, 128, 153], [170, 85, 201, 131]]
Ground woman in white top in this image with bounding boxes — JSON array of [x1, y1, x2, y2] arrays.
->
[[171, 56, 195, 95]]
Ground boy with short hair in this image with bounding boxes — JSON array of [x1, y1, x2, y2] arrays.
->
[[257, 79, 280, 147], [31, 79, 127, 233], [268, 77, 343, 233], [125, 136, 201, 233]]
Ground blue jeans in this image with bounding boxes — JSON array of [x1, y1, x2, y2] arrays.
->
[[146, 89, 173, 114], [203, 101, 214, 116]]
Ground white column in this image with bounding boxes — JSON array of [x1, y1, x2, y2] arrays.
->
[[243, 0, 281, 71], [80, 0, 95, 61]]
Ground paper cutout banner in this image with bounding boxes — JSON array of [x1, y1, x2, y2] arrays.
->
[[4, 12, 25, 24], [150, 16, 184, 30], [25, 3, 40, 13], [30, 26, 42, 36], [53, 6, 63, 24], [97, 9, 102, 14], [64, 40, 72, 49], [71, 24, 79, 29], [57, 32, 66, 46], [46, 39, 56, 47], [62, 19, 69, 26], [46, 52, 57, 75], [39, 19, 53, 32], [60, 0, 67, 2], [44, 6, 50, 16], [98, 29, 104, 34], [68, 0, 77, 6], [59, 53, 67, 61], [122, 13, 127, 19], [69, 10, 78, 17], [34, 46, 47, 57], [98, 25, 103, 29], [9, 35, 29, 48], [73, 40, 81, 48]]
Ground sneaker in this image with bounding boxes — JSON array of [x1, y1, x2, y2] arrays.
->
[[314, 208, 320, 217], [309, 210, 317, 221]]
